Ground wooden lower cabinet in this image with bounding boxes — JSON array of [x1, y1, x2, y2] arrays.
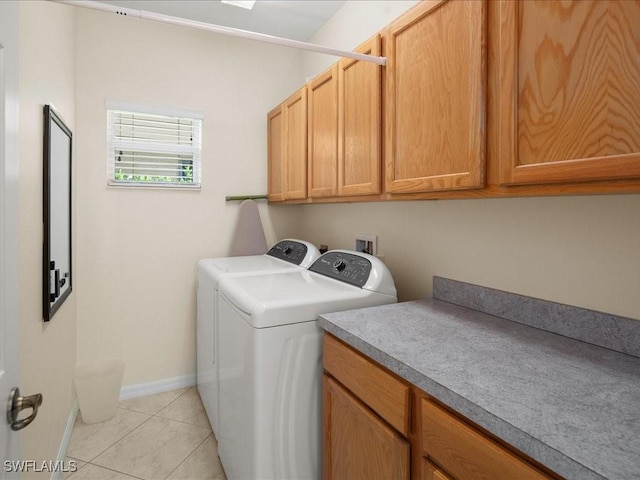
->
[[323, 332, 410, 436], [421, 459, 453, 480], [419, 398, 553, 480], [322, 333, 560, 480], [323, 375, 410, 480]]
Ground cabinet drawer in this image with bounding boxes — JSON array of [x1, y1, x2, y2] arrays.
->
[[323, 334, 410, 436], [421, 398, 552, 480]]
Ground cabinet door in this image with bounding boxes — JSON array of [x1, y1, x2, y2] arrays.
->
[[385, 0, 486, 193], [308, 66, 338, 197], [498, 0, 640, 185], [284, 87, 308, 200], [338, 35, 382, 196], [267, 105, 284, 202], [323, 375, 409, 480], [421, 458, 453, 480]]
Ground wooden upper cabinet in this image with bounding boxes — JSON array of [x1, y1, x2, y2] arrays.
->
[[385, 0, 487, 194], [498, 0, 640, 185], [338, 35, 382, 196], [283, 87, 308, 200], [308, 66, 339, 198], [308, 35, 383, 199], [267, 105, 284, 202]]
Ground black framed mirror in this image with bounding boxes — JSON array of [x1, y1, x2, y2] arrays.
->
[[43, 105, 72, 322]]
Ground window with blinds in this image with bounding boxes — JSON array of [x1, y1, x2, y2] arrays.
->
[[107, 101, 203, 188]]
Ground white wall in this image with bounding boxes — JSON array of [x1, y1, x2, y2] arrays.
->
[[18, 1, 77, 472], [298, 1, 640, 320], [75, 9, 304, 386], [302, 1, 419, 76], [299, 197, 640, 319]]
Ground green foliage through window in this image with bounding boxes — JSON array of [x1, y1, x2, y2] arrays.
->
[[114, 163, 194, 184], [107, 104, 202, 188]]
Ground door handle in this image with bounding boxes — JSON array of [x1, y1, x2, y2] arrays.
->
[[7, 387, 43, 431]]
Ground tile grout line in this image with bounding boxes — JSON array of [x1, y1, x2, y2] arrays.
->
[[75, 387, 181, 466], [84, 462, 148, 480], [71, 387, 212, 478], [152, 387, 212, 433], [155, 389, 214, 479], [67, 410, 151, 465], [161, 432, 214, 480], [85, 410, 154, 467], [64, 456, 86, 479], [97, 388, 209, 477], [152, 409, 212, 431]]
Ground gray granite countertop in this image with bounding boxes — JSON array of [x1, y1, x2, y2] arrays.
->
[[319, 299, 640, 480]]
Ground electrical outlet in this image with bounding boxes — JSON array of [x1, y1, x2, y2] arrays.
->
[[355, 233, 377, 256]]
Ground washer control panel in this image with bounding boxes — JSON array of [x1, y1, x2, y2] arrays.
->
[[267, 240, 309, 265], [309, 251, 372, 288]]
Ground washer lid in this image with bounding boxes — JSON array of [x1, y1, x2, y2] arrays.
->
[[197, 255, 300, 289], [218, 270, 397, 329], [197, 239, 321, 288]]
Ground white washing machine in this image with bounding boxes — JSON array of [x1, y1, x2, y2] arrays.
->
[[216, 250, 397, 480], [196, 239, 320, 434]]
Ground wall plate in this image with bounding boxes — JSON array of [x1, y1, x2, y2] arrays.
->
[[355, 233, 377, 256]]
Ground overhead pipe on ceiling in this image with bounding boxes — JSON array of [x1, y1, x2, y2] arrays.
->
[[51, 0, 387, 66]]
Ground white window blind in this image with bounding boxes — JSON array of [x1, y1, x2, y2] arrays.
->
[[107, 101, 203, 188]]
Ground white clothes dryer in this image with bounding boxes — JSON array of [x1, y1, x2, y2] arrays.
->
[[196, 239, 320, 434], [216, 250, 397, 480]]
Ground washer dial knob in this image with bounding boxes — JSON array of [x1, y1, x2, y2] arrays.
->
[[333, 259, 346, 272]]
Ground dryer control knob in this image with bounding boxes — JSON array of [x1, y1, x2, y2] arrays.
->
[[283, 246, 293, 255], [333, 259, 346, 272]]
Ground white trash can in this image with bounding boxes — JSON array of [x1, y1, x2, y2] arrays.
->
[[74, 359, 124, 424]]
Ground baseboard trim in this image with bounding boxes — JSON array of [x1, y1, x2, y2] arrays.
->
[[51, 398, 79, 480], [119, 374, 196, 401]]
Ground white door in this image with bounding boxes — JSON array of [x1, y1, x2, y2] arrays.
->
[[0, 0, 21, 472]]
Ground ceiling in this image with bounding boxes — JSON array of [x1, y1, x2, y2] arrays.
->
[[100, 1, 347, 41]]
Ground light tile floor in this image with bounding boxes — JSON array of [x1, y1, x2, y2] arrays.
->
[[66, 387, 226, 480]]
